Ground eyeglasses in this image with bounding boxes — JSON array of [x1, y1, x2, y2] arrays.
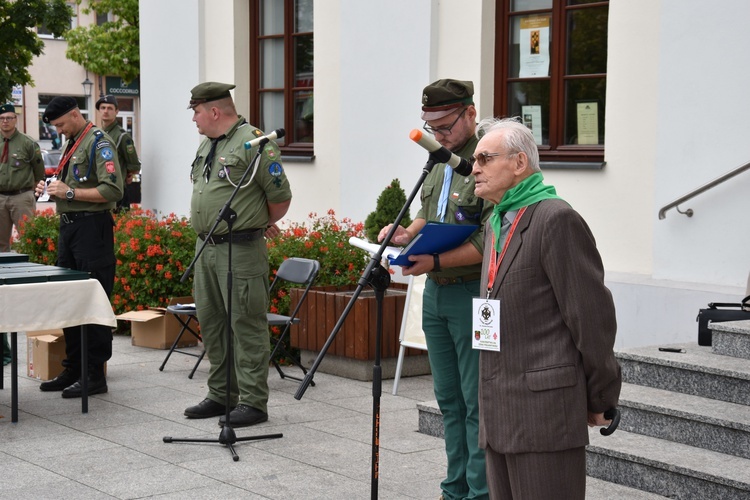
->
[[423, 108, 468, 136], [0, 116, 16, 122], [471, 151, 516, 167]]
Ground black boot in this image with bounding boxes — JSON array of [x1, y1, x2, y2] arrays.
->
[[61, 374, 108, 398], [39, 368, 79, 392]]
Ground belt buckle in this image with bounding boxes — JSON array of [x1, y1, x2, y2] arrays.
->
[[61, 213, 72, 224]]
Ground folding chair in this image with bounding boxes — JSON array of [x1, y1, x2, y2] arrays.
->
[[392, 274, 428, 395], [268, 257, 320, 384], [160, 305, 205, 379]]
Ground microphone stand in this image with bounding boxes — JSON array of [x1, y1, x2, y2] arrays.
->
[[163, 138, 283, 461], [294, 155, 439, 499]]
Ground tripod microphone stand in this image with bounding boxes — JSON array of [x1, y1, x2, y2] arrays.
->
[[163, 137, 283, 461], [294, 156, 438, 498]]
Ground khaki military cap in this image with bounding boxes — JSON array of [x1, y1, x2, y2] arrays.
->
[[188, 82, 236, 109], [421, 79, 474, 121]]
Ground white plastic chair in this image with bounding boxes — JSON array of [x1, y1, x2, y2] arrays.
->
[[392, 274, 428, 395]]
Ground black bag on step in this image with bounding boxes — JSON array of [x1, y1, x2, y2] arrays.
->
[[696, 295, 750, 346]]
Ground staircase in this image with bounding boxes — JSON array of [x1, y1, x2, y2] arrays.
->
[[417, 320, 750, 498], [587, 320, 750, 499]]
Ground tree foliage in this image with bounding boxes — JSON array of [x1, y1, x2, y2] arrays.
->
[[65, 0, 139, 83], [0, 0, 72, 102]]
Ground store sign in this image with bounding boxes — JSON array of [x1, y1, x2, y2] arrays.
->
[[12, 85, 23, 106], [106, 76, 140, 96]]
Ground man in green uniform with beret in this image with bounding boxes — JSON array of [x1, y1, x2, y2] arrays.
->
[[378, 79, 491, 500], [183, 82, 292, 428], [34, 96, 123, 397], [0, 103, 44, 252], [1, 102, 44, 366], [96, 95, 141, 211]]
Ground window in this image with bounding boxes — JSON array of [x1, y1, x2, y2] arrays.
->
[[495, 0, 608, 165], [250, 0, 314, 157], [37, 2, 78, 39]]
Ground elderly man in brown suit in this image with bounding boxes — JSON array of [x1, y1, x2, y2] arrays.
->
[[470, 117, 621, 499]]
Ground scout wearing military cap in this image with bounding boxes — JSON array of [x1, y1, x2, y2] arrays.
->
[[43, 96, 79, 123], [380, 77, 490, 500], [96, 94, 118, 110], [0, 103, 15, 115], [188, 82, 236, 109], [421, 79, 474, 121]]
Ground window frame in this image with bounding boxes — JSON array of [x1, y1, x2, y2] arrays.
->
[[249, 0, 314, 158], [494, 0, 608, 165]]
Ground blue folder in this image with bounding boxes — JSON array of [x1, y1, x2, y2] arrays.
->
[[388, 222, 478, 267]]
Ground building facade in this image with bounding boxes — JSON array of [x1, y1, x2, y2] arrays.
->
[[139, 0, 750, 348]]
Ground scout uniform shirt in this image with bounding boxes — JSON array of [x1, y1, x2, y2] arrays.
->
[[0, 130, 45, 192], [103, 122, 141, 180], [190, 117, 291, 235], [416, 134, 492, 279], [55, 123, 123, 213]]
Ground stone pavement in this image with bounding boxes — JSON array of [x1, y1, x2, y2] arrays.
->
[[1, 334, 658, 499]]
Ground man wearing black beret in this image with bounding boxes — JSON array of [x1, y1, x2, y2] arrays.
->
[[96, 94, 141, 211], [34, 96, 123, 398]]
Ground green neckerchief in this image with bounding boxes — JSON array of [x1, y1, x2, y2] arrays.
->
[[490, 172, 562, 250]]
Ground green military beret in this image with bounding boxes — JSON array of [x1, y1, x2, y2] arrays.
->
[[43, 96, 78, 123], [188, 82, 236, 109], [421, 79, 474, 121], [0, 103, 16, 115]]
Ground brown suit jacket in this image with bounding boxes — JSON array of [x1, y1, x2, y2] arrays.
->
[[478, 199, 621, 454]]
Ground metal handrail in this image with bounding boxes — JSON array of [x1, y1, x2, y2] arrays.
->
[[658, 160, 750, 219]]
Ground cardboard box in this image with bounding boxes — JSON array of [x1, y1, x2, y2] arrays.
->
[[116, 296, 199, 349], [27, 329, 66, 380]]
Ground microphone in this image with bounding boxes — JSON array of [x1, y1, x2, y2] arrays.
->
[[409, 129, 473, 176], [244, 128, 285, 149]]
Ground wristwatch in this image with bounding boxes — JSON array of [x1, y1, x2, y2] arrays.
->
[[65, 188, 75, 201]]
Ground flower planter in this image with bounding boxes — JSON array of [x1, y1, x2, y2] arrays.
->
[[290, 283, 423, 361]]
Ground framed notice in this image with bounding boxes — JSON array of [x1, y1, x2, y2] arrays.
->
[[521, 105, 543, 145], [576, 101, 599, 145], [519, 15, 550, 78]]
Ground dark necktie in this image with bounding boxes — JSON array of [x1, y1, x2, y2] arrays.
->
[[1, 138, 8, 164], [203, 135, 226, 183]]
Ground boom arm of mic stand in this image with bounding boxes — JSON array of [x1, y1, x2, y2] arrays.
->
[[294, 157, 436, 400]]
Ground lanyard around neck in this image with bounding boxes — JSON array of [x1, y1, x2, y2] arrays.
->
[[486, 206, 527, 298], [55, 122, 93, 177]]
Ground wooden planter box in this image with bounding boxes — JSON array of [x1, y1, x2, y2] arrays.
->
[[290, 283, 420, 361]]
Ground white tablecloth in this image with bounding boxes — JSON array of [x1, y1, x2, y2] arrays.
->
[[0, 279, 116, 331]]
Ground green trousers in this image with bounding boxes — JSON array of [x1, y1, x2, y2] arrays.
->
[[193, 238, 270, 412], [422, 278, 488, 500]]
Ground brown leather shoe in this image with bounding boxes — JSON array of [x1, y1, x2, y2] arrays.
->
[[218, 404, 268, 428], [184, 398, 227, 419]]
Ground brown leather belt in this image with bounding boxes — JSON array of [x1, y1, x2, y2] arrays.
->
[[0, 187, 33, 196], [428, 272, 482, 286], [198, 228, 264, 245]]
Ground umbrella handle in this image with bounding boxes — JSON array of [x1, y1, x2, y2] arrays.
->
[[600, 408, 620, 436]]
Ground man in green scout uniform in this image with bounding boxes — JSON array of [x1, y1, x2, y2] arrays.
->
[[1, 102, 44, 366], [183, 82, 292, 428], [378, 79, 492, 500], [0, 103, 44, 252], [34, 96, 123, 397], [96, 95, 141, 211]]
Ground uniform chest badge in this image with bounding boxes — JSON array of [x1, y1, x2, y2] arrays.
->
[[217, 168, 227, 179]]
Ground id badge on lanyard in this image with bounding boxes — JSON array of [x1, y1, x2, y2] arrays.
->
[[472, 206, 527, 352]]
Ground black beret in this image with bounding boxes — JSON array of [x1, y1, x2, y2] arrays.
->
[[188, 82, 236, 109], [0, 103, 16, 115], [96, 94, 118, 110], [421, 79, 474, 121], [43, 96, 78, 123]]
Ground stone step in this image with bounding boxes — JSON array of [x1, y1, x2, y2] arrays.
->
[[587, 428, 750, 499], [711, 319, 750, 360], [417, 401, 670, 498], [618, 383, 750, 459], [616, 342, 750, 406]]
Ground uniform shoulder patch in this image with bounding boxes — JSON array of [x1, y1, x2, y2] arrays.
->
[[252, 129, 264, 137], [100, 148, 114, 160], [268, 162, 283, 177]]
